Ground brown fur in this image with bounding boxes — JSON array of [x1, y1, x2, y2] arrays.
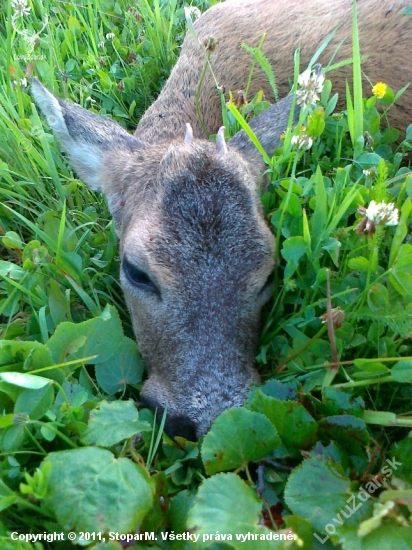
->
[[138, 0, 411, 141], [32, 0, 411, 440]]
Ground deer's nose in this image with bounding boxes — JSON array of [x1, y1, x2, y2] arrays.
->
[[139, 395, 198, 441], [164, 414, 198, 441]]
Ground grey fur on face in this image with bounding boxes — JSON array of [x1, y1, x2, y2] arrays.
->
[[32, 0, 410, 438]]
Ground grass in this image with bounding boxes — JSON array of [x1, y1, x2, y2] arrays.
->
[[1, 0, 412, 548]]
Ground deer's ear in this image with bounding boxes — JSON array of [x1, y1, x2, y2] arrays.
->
[[228, 94, 296, 181], [31, 78, 143, 192]]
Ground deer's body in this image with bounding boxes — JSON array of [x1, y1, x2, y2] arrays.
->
[[137, 0, 411, 142], [32, 0, 411, 439]]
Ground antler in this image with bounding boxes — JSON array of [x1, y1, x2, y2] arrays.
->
[[184, 123, 193, 146], [216, 126, 227, 155]]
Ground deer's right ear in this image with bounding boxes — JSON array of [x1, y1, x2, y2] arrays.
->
[[31, 78, 144, 218]]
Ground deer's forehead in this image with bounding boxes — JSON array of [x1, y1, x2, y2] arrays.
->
[[122, 174, 274, 278]]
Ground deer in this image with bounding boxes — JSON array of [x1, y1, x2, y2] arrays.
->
[[32, 0, 411, 440]]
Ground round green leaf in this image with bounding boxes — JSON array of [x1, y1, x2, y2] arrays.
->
[[42, 447, 153, 533], [201, 408, 280, 475], [322, 387, 364, 418], [281, 236, 307, 267], [188, 473, 291, 549], [2, 231, 24, 250], [14, 384, 54, 420], [46, 306, 119, 365], [337, 523, 412, 550], [95, 336, 144, 394], [284, 455, 351, 533], [318, 415, 370, 456], [247, 390, 318, 457], [391, 360, 412, 383], [81, 400, 151, 447]]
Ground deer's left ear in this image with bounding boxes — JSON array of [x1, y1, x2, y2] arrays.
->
[[31, 78, 144, 191], [228, 94, 296, 182]]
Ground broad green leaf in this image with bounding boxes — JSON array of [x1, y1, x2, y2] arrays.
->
[[81, 400, 151, 447], [0, 414, 14, 428], [389, 244, 412, 297], [306, 106, 325, 137], [0, 340, 54, 371], [322, 388, 364, 418], [282, 193, 302, 218], [1, 424, 26, 453], [318, 415, 370, 456], [389, 198, 412, 268], [259, 379, 299, 401], [42, 447, 153, 534], [0, 260, 25, 280], [48, 279, 72, 326], [2, 231, 24, 250], [0, 372, 51, 389], [367, 283, 389, 310], [46, 305, 124, 364], [310, 441, 350, 473], [322, 237, 341, 266], [283, 515, 314, 550], [281, 236, 307, 266], [68, 16, 81, 34], [95, 337, 144, 394], [390, 437, 412, 483], [353, 360, 389, 375], [201, 408, 280, 475], [169, 489, 196, 544], [338, 523, 412, 550], [356, 152, 382, 168], [391, 360, 412, 382], [246, 390, 317, 457], [14, 384, 54, 420], [188, 473, 292, 549], [284, 455, 352, 533], [348, 256, 369, 273]]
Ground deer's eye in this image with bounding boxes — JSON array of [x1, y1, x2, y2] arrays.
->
[[123, 257, 158, 293]]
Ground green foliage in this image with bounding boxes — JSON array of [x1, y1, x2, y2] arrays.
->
[[201, 408, 281, 474], [1, 0, 412, 548], [42, 447, 154, 533]]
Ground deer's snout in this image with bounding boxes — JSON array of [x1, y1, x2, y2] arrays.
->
[[139, 367, 260, 441], [139, 392, 198, 440]]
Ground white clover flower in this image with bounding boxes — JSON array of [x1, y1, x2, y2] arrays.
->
[[356, 200, 399, 234], [291, 134, 313, 151], [365, 200, 399, 226], [97, 40, 105, 48], [363, 169, 372, 177], [105, 32, 115, 40], [12, 0, 31, 17], [298, 69, 312, 88], [296, 64, 325, 107]]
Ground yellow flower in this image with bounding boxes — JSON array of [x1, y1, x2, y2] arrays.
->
[[372, 82, 387, 99]]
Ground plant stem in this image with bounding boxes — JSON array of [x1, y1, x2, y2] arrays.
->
[[29, 421, 78, 449], [332, 375, 394, 389]]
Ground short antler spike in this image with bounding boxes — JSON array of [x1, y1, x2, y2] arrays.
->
[[216, 126, 227, 155], [184, 123, 193, 146]]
